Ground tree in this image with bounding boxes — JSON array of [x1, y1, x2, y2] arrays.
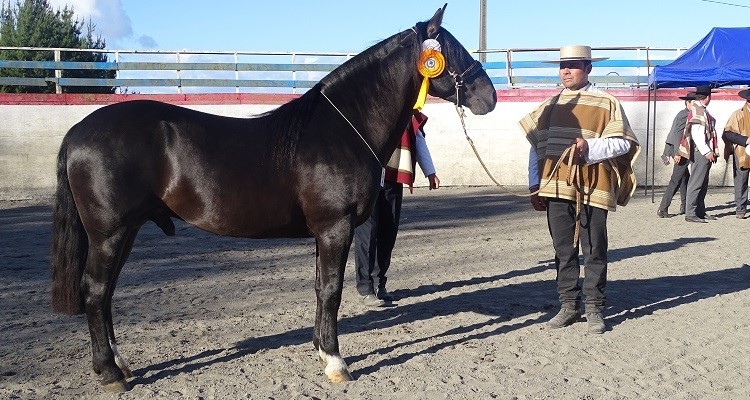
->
[[0, 0, 115, 93]]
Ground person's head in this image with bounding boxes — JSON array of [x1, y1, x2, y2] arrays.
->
[[694, 93, 710, 106], [559, 60, 592, 90], [547, 45, 608, 90], [738, 89, 750, 104], [691, 86, 715, 106], [679, 93, 696, 108]]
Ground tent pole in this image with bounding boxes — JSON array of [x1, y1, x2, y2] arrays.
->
[[651, 88, 657, 202], [645, 86, 652, 196]]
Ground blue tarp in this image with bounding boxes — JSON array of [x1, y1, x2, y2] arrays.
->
[[649, 27, 750, 89]]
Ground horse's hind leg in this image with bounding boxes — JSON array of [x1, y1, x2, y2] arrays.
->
[[105, 229, 140, 380], [313, 219, 355, 382], [82, 226, 138, 392]]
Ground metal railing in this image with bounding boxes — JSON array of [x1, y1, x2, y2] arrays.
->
[[0, 46, 686, 94]]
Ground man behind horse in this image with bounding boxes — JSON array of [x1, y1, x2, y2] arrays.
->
[[354, 110, 440, 307]]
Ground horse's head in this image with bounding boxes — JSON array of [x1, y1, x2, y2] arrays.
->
[[414, 4, 496, 115]]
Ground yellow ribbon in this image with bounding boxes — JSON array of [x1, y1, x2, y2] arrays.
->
[[413, 49, 445, 110], [413, 77, 429, 110]]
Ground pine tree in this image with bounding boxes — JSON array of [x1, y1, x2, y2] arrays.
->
[[0, 0, 115, 93]]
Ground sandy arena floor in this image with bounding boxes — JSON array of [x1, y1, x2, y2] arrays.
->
[[1, 186, 748, 399]]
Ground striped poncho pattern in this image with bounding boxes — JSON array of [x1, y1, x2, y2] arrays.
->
[[722, 104, 750, 169], [519, 90, 640, 211], [385, 111, 427, 193], [677, 102, 717, 160]]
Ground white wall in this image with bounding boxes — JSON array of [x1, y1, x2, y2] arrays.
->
[[0, 98, 743, 200], [412, 99, 741, 190]]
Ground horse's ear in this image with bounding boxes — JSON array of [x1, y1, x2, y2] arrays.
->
[[426, 3, 446, 38]]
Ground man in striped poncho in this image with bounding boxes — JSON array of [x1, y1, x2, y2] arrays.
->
[[722, 89, 750, 219], [678, 86, 718, 223], [519, 45, 640, 334]]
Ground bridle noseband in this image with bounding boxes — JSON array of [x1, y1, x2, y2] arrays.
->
[[449, 59, 483, 87], [448, 59, 483, 108]]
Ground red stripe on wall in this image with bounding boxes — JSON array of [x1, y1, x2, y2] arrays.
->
[[0, 88, 742, 106]]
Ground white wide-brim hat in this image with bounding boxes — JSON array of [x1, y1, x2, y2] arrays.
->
[[542, 45, 608, 63]]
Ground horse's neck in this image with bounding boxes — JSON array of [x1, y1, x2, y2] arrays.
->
[[321, 34, 421, 164]]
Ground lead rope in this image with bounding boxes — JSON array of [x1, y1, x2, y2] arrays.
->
[[564, 143, 583, 247], [452, 86, 583, 246]]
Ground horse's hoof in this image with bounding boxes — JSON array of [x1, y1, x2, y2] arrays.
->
[[102, 379, 131, 393], [327, 370, 354, 383], [121, 367, 134, 379]]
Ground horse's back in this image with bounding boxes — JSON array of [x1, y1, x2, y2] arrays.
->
[[63, 100, 308, 237]]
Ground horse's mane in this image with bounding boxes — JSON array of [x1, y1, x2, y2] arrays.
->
[[320, 27, 418, 90], [257, 82, 323, 161], [254, 23, 424, 164]]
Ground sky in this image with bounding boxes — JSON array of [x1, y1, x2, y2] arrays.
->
[[44, 0, 750, 55]]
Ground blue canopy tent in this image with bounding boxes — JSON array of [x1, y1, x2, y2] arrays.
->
[[649, 27, 750, 89], [645, 27, 750, 200]]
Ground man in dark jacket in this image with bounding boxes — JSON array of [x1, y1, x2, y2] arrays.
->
[[657, 93, 696, 218]]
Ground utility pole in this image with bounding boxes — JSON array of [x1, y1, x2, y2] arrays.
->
[[479, 0, 487, 62]]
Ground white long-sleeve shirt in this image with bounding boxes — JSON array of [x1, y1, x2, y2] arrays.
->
[[689, 101, 713, 156], [415, 128, 436, 176], [527, 83, 632, 189]]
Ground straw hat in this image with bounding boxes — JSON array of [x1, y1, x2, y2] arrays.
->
[[542, 45, 609, 63]]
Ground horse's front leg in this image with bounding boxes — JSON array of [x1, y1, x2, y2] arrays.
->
[[313, 218, 355, 383]]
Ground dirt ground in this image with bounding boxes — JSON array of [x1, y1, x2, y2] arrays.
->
[[1, 186, 748, 399]]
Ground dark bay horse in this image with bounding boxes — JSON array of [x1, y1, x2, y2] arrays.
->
[[51, 4, 496, 392]]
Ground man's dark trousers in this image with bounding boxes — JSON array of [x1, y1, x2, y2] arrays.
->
[[658, 158, 690, 214], [546, 198, 608, 313], [685, 152, 712, 219], [733, 155, 749, 214], [354, 181, 403, 296]]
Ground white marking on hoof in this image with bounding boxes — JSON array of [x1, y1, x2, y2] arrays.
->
[[318, 349, 353, 383], [110, 340, 133, 378]]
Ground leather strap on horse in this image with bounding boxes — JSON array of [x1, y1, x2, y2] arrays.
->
[[453, 100, 584, 246]]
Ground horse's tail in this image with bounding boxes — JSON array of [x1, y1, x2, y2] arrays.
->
[[51, 136, 87, 315]]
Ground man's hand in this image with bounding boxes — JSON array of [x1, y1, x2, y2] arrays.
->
[[706, 152, 716, 163], [673, 155, 682, 164], [530, 193, 546, 211], [427, 174, 440, 190], [573, 137, 588, 161]]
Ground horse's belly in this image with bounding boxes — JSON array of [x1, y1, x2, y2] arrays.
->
[[203, 215, 312, 239], [168, 196, 310, 239]]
